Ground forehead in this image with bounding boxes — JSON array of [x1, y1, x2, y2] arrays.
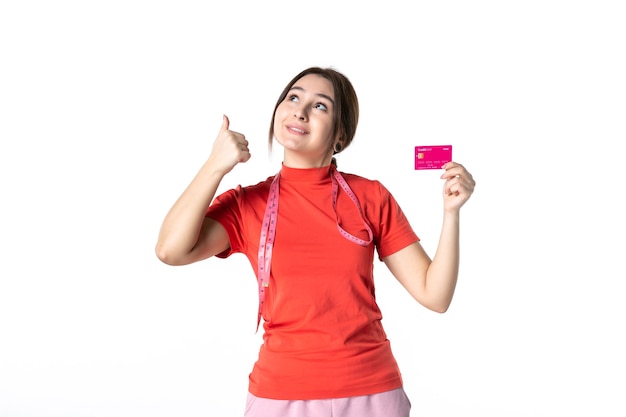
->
[[292, 74, 334, 99]]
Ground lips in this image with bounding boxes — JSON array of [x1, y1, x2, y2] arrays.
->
[[286, 124, 309, 135]]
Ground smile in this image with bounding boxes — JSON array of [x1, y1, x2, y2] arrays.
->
[[286, 125, 308, 135]]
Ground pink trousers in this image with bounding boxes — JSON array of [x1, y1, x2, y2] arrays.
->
[[244, 387, 411, 417]]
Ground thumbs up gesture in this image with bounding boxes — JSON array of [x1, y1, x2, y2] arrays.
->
[[208, 115, 251, 175]]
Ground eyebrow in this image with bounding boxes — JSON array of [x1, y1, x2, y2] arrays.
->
[[289, 86, 335, 105]]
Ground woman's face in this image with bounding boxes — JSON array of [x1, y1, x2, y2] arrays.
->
[[273, 74, 337, 168]]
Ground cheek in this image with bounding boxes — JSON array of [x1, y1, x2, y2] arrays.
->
[[273, 111, 287, 133], [317, 120, 336, 142], [272, 108, 289, 139], [272, 107, 284, 127], [275, 102, 291, 118]]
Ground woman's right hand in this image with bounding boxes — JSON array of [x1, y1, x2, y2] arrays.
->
[[208, 115, 251, 175]]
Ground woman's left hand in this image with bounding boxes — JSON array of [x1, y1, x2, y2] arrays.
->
[[440, 161, 475, 212]]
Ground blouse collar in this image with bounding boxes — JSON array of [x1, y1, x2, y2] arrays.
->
[[278, 163, 332, 183]]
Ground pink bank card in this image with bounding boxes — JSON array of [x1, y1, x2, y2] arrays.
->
[[415, 145, 453, 170]]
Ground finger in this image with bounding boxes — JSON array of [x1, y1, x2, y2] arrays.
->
[[442, 161, 460, 170], [221, 114, 230, 132], [240, 148, 252, 163], [444, 177, 458, 195], [441, 162, 470, 180], [446, 180, 469, 197], [441, 167, 461, 180]]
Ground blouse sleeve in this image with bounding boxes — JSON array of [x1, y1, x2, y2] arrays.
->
[[205, 185, 247, 258], [374, 181, 419, 260]]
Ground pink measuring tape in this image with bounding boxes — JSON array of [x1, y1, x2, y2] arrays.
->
[[256, 167, 373, 330]]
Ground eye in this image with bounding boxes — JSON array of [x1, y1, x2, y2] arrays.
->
[[314, 102, 328, 111], [288, 94, 299, 103]]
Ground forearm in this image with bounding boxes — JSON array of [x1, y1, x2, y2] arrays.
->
[[155, 161, 225, 263], [387, 162, 473, 312], [424, 210, 460, 312]]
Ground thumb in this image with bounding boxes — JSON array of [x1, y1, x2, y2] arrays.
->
[[221, 114, 230, 132]]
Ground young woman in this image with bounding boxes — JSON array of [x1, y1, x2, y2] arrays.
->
[[155, 67, 475, 417]]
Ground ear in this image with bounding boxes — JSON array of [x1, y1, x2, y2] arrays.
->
[[334, 133, 346, 152]]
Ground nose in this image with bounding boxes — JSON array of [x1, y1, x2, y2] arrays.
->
[[293, 104, 308, 121]]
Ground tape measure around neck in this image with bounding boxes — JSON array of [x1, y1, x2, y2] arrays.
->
[[255, 167, 373, 331]]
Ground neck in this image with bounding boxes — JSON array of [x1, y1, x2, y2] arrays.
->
[[282, 152, 333, 169]]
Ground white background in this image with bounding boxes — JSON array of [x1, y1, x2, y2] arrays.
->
[[1, 1, 624, 416]]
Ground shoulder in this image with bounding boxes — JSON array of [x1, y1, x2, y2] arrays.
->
[[337, 171, 389, 194], [213, 175, 275, 206], [240, 175, 275, 193]]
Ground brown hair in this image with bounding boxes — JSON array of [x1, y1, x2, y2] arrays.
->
[[268, 67, 359, 166]]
